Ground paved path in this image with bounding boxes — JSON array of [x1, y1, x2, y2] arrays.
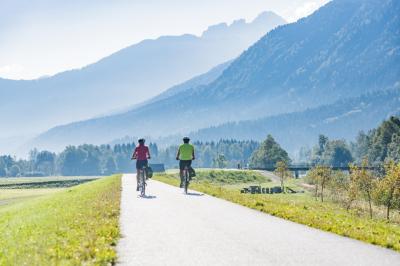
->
[[117, 174, 400, 266]]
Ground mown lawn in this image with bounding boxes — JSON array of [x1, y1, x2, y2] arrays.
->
[[154, 172, 400, 252], [0, 175, 121, 265]]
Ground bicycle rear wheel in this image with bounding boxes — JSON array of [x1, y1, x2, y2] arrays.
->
[[184, 169, 189, 194], [140, 170, 146, 196]]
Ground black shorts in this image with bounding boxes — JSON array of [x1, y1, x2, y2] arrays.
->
[[136, 160, 148, 170], [179, 160, 192, 171]]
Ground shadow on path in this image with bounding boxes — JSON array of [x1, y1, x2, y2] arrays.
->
[[185, 192, 204, 196], [138, 195, 157, 199]]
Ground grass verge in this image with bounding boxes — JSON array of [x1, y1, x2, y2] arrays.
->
[[154, 172, 400, 252], [0, 175, 121, 265]]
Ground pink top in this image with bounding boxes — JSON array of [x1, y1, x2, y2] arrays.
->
[[134, 145, 150, 160]]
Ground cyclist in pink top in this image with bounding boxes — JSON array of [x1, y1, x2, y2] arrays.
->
[[131, 138, 151, 191]]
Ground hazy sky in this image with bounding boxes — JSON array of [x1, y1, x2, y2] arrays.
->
[[0, 0, 329, 80]]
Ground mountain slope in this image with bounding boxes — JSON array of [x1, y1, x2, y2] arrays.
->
[[0, 11, 285, 139], [31, 0, 400, 151], [190, 89, 400, 152], [23, 60, 232, 152]]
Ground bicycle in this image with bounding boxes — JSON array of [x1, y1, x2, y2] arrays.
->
[[138, 166, 147, 197], [183, 166, 190, 194]]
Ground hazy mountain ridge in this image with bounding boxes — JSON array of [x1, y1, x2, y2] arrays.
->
[[28, 0, 400, 152], [23, 59, 234, 151], [0, 11, 286, 140]]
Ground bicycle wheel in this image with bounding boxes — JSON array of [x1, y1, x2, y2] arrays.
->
[[140, 169, 146, 196]]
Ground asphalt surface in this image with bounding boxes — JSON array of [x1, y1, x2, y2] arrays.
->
[[117, 174, 400, 266]]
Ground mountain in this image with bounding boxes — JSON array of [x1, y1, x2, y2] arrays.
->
[[0, 11, 286, 139], [22, 59, 233, 152], [30, 0, 400, 151], [190, 89, 400, 152]]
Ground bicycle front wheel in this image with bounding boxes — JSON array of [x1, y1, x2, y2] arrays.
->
[[184, 171, 189, 194]]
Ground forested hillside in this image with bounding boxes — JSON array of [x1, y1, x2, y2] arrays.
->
[[191, 89, 400, 152]]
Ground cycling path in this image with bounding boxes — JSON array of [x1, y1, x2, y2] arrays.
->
[[117, 174, 400, 266]]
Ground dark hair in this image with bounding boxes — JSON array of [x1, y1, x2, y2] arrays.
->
[[183, 137, 190, 143], [138, 138, 145, 144]]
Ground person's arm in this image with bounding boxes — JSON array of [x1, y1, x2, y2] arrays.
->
[[176, 147, 180, 160], [192, 146, 195, 160], [131, 148, 137, 160]]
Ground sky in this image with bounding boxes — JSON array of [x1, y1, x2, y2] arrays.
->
[[0, 0, 330, 80]]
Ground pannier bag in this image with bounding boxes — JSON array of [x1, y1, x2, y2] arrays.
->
[[146, 166, 154, 178], [189, 167, 196, 178]]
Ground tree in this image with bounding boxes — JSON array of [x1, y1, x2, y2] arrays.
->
[[35, 151, 56, 176], [149, 143, 159, 158], [250, 135, 290, 168], [368, 116, 400, 163], [373, 161, 400, 220], [326, 170, 348, 203], [323, 140, 353, 167], [307, 166, 331, 202], [58, 146, 87, 176], [0, 167, 6, 177], [9, 165, 20, 177], [213, 154, 228, 169], [274, 161, 292, 192], [353, 131, 370, 163], [81, 153, 101, 176], [105, 157, 118, 175], [0, 155, 14, 171], [349, 159, 375, 218], [388, 133, 400, 162]]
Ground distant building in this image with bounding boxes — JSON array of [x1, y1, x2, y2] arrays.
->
[[149, 164, 165, 173]]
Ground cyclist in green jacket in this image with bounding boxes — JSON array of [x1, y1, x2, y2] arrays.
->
[[176, 137, 195, 188]]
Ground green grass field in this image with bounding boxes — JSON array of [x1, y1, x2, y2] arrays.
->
[[0, 188, 64, 211], [192, 169, 269, 184], [0, 175, 121, 265], [154, 171, 400, 252]]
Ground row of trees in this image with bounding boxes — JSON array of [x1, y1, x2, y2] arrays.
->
[[351, 116, 400, 164], [0, 144, 138, 177], [307, 160, 400, 220], [297, 116, 400, 166], [0, 140, 259, 177], [297, 135, 353, 167]]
